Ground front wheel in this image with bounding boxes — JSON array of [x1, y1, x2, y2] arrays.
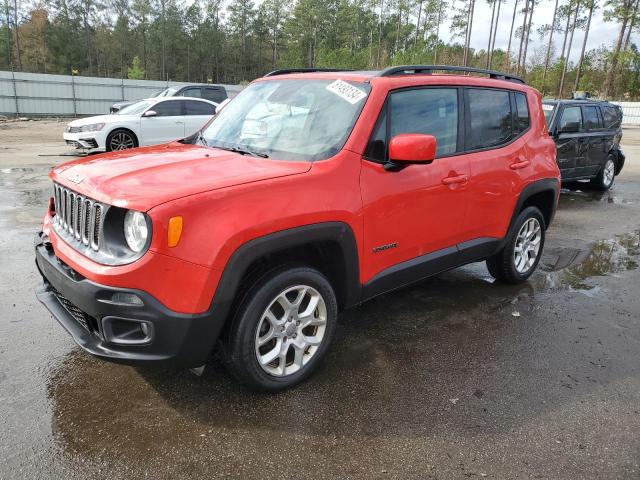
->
[[223, 267, 338, 391], [487, 206, 546, 284], [591, 156, 616, 191], [106, 129, 138, 151]]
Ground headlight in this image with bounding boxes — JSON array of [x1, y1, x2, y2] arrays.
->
[[124, 210, 149, 253], [80, 123, 105, 132]]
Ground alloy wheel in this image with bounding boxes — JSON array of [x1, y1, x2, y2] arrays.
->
[[603, 159, 615, 187], [513, 218, 542, 274], [109, 132, 135, 150], [254, 285, 327, 377]]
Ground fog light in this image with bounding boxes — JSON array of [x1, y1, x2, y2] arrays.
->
[[102, 317, 154, 345], [110, 292, 144, 306], [141, 322, 149, 336]]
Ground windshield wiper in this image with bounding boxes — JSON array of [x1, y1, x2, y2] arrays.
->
[[196, 132, 208, 147], [214, 145, 269, 158]]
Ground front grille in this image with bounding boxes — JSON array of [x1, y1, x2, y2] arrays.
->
[[50, 285, 91, 331], [52, 183, 106, 252]]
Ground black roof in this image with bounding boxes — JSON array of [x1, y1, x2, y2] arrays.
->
[[542, 99, 619, 107]]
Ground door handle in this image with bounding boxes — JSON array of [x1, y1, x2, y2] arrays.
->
[[510, 160, 531, 170], [442, 174, 468, 185]]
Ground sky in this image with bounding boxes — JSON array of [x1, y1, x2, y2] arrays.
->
[[439, 0, 630, 63]]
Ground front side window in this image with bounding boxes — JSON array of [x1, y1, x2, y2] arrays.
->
[[201, 79, 370, 161], [204, 88, 227, 103], [152, 100, 183, 117], [515, 92, 530, 132], [467, 88, 513, 149], [583, 106, 601, 130], [364, 109, 387, 162], [388, 88, 458, 156], [559, 106, 583, 131], [180, 87, 202, 98]]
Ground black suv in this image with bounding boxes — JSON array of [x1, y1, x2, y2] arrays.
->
[[543, 100, 625, 190], [110, 84, 229, 113]]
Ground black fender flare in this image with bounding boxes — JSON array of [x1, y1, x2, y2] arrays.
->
[[502, 178, 560, 246], [209, 222, 361, 326]]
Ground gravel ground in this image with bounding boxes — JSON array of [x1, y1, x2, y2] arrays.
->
[[0, 120, 639, 479]]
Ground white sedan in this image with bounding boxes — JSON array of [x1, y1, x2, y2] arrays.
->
[[63, 97, 218, 152]]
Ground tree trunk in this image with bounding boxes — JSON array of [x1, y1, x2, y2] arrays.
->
[[505, 0, 519, 70], [574, 0, 594, 91], [414, 0, 423, 47], [13, 0, 20, 69], [516, 0, 529, 74], [542, 0, 560, 94], [520, 0, 536, 75], [486, 0, 497, 68], [3, 0, 11, 67], [623, 0, 639, 49], [603, 9, 630, 98], [464, 0, 476, 66], [558, 0, 580, 98], [376, 0, 384, 68], [434, 0, 444, 63], [489, 0, 502, 68]]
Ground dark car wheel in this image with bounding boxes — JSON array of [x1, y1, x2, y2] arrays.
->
[[591, 155, 616, 191], [106, 129, 138, 151], [487, 206, 546, 284], [222, 267, 338, 391]]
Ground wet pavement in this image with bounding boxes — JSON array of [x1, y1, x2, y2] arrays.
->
[[1, 123, 640, 479]]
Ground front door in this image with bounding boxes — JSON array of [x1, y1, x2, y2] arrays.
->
[[581, 105, 608, 177], [555, 105, 585, 180], [140, 100, 186, 145], [360, 87, 470, 285]]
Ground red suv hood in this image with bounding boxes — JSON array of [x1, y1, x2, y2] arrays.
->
[[50, 143, 312, 211]]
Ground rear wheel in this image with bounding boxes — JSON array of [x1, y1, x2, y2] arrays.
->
[[590, 156, 616, 191], [487, 206, 545, 284], [223, 267, 337, 391], [106, 129, 137, 151]]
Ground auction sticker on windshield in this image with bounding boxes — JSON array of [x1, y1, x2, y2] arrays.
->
[[326, 79, 367, 105]]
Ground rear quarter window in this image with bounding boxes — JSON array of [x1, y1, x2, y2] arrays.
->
[[602, 106, 622, 129]]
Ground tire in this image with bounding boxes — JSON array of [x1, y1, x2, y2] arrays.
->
[[222, 267, 338, 391], [486, 206, 546, 284], [106, 129, 138, 152], [590, 155, 616, 191]]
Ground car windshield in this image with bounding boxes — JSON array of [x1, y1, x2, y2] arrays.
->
[[116, 100, 153, 116], [542, 103, 556, 125], [200, 79, 371, 161], [157, 87, 180, 97]]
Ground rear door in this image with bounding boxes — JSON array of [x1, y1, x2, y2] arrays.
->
[[202, 87, 227, 103], [360, 87, 470, 282], [462, 88, 536, 244], [183, 100, 216, 136], [581, 105, 607, 176], [140, 100, 185, 145], [555, 105, 584, 179]]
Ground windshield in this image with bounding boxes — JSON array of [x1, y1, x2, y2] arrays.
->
[[157, 87, 180, 97], [116, 100, 153, 116], [542, 103, 556, 125], [200, 79, 370, 161]]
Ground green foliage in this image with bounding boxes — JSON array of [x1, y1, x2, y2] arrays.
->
[[0, 0, 638, 98], [127, 55, 145, 79]]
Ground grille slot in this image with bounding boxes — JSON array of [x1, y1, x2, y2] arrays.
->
[[52, 183, 105, 252], [50, 286, 90, 331]]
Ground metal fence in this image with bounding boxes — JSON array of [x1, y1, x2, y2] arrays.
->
[[0, 70, 243, 117], [611, 102, 640, 126]]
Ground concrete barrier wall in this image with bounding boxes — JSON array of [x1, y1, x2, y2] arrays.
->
[[0, 70, 243, 117]]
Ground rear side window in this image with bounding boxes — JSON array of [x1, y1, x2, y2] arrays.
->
[[515, 93, 530, 132], [184, 100, 216, 116], [583, 106, 601, 130], [152, 100, 183, 116], [203, 88, 227, 103], [389, 88, 458, 156], [559, 106, 582, 131], [467, 88, 512, 149], [602, 106, 622, 129]]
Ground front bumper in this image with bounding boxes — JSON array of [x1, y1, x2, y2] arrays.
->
[[35, 232, 223, 368], [63, 130, 107, 150]]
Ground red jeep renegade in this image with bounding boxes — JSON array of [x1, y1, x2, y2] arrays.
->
[[36, 66, 560, 390]]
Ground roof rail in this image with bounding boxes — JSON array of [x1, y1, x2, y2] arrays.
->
[[377, 65, 525, 84], [264, 68, 352, 77]]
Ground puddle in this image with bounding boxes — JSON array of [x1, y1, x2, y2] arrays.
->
[[538, 230, 640, 291], [560, 187, 633, 205]]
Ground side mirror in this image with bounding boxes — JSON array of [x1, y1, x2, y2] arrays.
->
[[386, 134, 436, 171], [559, 121, 580, 133], [143, 110, 157, 118]]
